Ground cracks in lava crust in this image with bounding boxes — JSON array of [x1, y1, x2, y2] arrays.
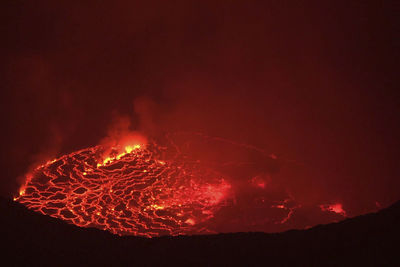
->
[[16, 142, 232, 237]]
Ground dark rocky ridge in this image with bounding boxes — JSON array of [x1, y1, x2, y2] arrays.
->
[[1, 196, 399, 266]]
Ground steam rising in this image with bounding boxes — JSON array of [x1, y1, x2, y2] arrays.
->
[[2, 1, 399, 225]]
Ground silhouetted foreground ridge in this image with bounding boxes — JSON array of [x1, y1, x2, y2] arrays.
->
[[1, 197, 399, 266]]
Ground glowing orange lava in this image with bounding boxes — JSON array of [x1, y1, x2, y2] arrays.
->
[[320, 203, 347, 216], [15, 142, 232, 237], [15, 133, 352, 237]]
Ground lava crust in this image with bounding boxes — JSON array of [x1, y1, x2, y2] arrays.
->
[[16, 142, 232, 237]]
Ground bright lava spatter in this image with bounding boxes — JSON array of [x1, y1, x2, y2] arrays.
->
[[15, 142, 232, 237]]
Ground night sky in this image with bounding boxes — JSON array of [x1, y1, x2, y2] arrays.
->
[[1, 1, 399, 219]]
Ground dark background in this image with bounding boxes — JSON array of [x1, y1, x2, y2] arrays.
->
[[1, 1, 399, 217]]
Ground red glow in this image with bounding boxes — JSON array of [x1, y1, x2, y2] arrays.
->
[[320, 203, 347, 216], [15, 133, 359, 237], [15, 141, 232, 237], [185, 218, 196, 225], [250, 175, 269, 189]]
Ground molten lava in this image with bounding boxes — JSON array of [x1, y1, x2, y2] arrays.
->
[[15, 133, 349, 237], [320, 203, 347, 217], [16, 141, 232, 237]]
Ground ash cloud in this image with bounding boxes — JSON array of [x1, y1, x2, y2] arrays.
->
[[1, 1, 399, 219]]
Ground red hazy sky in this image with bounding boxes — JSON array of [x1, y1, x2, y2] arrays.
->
[[1, 1, 399, 214]]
